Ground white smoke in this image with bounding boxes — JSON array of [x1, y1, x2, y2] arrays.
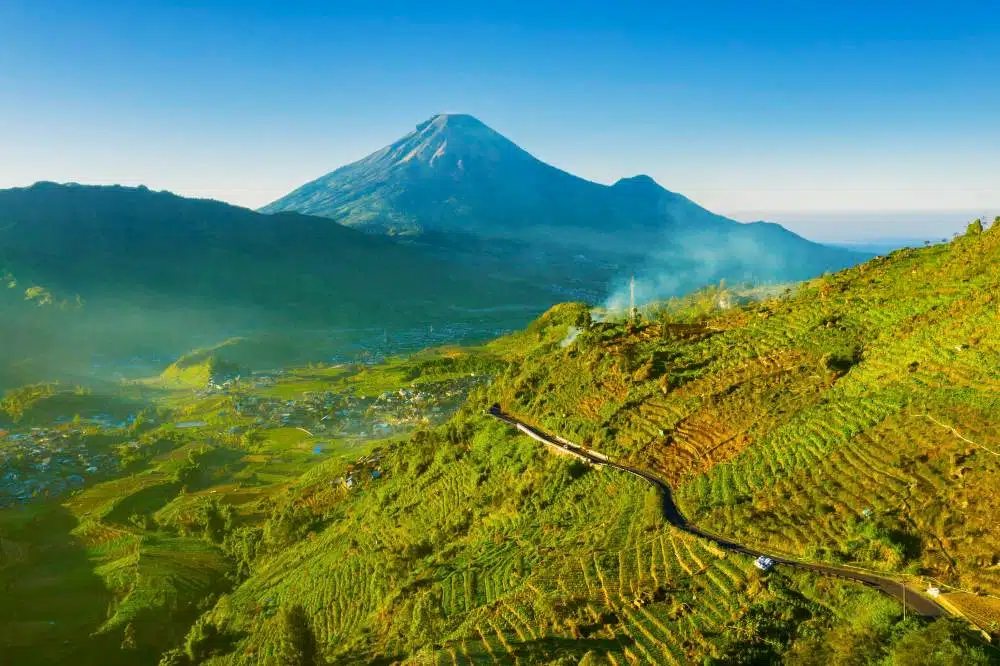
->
[[559, 326, 581, 348], [603, 228, 786, 312]]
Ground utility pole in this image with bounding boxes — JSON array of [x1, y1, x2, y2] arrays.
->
[[903, 582, 907, 621], [629, 274, 636, 324]]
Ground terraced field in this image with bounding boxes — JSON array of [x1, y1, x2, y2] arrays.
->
[[200, 417, 931, 664], [5, 222, 1000, 664], [487, 221, 1000, 635], [0, 349, 496, 664]]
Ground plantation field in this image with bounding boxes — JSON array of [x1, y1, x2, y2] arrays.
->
[[486, 220, 1000, 630], [0, 346, 489, 664], [3, 221, 1000, 664], [194, 416, 957, 665]]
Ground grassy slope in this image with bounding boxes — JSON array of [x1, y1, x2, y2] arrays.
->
[[4, 222, 1000, 664], [488, 221, 1000, 619], [188, 222, 998, 663]]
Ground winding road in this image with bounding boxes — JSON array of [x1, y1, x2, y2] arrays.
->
[[488, 404, 947, 618]]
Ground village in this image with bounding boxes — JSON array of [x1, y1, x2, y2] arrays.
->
[[225, 372, 489, 439], [0, 424, 121, 508], [0, 360, 489, 509]]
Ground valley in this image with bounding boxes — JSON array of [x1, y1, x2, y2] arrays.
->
[[5, 3, 997, 663], [2, 220, 998, 664]]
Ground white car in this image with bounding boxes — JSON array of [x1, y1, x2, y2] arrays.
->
[[754, 556, 776, 572]]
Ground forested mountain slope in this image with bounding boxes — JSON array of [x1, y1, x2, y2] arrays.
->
[[0, 183, 551, 389]]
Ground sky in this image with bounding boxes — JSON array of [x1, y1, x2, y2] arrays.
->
[[1, 0, 997, 241]]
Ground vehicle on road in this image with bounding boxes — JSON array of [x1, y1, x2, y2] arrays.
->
[[754, 555, 776, 572]]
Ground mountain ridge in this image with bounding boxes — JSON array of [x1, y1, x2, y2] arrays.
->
[[0, 182, 553, 388], [259, 113, 734, 237], [260, 114, 867, 299]]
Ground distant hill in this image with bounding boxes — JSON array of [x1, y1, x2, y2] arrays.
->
[[0, 182, 547, 320], [261, 113, 867, 297], [0, 183, 551, 388]]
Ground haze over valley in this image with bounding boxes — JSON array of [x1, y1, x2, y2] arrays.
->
[[0, 113, 881, 390]]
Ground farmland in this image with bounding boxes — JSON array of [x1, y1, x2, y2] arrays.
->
[[0, 347, 499, 665], [487, 220, 1000, 628], [3, 220, 1000, 664]]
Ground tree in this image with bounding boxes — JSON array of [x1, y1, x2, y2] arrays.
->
[[278, 604, 319, 666], [192, 497, 235, 543], [185, 617, 224, 662], [172, 449, 202, 487], [120, 621, 137, 650], [888, 619, 990, 666]]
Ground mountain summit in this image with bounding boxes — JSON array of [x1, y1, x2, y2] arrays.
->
[[260, 113, 719, 240], [260, 113, 606, 237], [261, 114, 865, 292], [385, 113, 525, 168]]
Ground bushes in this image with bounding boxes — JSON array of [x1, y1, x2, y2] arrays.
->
[[171, 449, 204, 487], [0, 382, 57, 421], [845, 513, 920, 569], [190, 497, 235, 543], [887, 618, 992, 665], [264, 501, 320, 549], [222, 526, 264, 581], [783, 617, 992, 666], [183, 616, 231, 663], [277, 604, 320, 666]]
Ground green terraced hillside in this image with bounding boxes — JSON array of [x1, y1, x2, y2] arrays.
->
[[488, 218, 1000, 630], [3, 220, 1000, 665]]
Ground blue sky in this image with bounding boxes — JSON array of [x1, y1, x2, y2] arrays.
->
[[1, 0, 997, 240]]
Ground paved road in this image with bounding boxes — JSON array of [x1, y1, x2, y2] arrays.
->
[[488, 405, 946, 618]]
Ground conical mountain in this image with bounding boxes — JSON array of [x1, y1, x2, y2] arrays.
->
[[262, 113, 866, 288], [262, 114, 712, 238]]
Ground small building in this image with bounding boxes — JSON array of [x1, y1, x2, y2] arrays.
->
[[754, 556, 776, 572]]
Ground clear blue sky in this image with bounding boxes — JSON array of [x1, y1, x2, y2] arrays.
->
[[1, 0, 997, 240]]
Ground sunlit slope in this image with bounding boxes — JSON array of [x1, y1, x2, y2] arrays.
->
[[196, 418, 967, 665], [488, 219, 1000, 596], [181, 220, 999, 663]]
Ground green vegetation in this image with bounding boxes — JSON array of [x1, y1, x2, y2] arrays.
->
[[3, 220, 1000, 663], [0, 347, 507, 664], [1, 382, 58, 422], [158, 342, 244, 389], [487, 219, 1000, 629], [0, 182, 552, 392]]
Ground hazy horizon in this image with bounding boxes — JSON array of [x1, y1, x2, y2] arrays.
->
[[4, 175, 988, 245]]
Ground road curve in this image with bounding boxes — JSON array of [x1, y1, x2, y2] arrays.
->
[[488, 405, 946, 618]]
